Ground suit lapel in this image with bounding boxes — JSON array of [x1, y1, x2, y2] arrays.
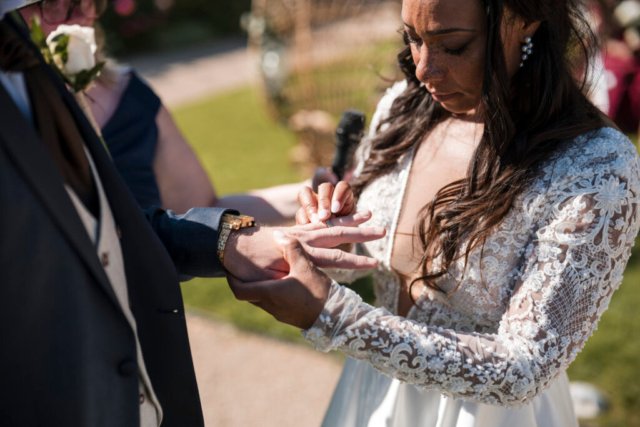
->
[[0, 79, 121, 310]]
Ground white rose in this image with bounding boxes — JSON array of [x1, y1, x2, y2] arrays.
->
[[46, 25, 97, 75]]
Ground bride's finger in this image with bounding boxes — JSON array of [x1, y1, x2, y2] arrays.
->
[[317, 182, 335, 221], [295, 207, 311, 225], [332, 181, 355, 215], [298, 186, 320, 223]]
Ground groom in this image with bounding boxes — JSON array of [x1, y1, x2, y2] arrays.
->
[[0, 1, 383, 426]]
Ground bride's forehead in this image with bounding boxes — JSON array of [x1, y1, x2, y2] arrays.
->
[[401, 0, 485, 29]]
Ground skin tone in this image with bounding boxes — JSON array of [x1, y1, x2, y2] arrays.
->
[[224, 211, 384, 283], [20, 0, 95, 32], [230, 0, 540, 328], [19, 0, 387, 292]]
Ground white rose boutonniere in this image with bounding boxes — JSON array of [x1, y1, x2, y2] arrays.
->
[[48, 25, 97, 75], [31, 18, 104, 93], [30, 18, 108, 147]]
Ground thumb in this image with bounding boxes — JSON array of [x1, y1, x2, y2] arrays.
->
[[273, 231, 313, 273]]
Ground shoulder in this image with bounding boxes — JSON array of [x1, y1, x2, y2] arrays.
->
[[352, 81, 408, 177], [367, 80, 408, 138], [544, 127, 640, 182], [534, 128, 640, 212], [127, 71, 161, 107]]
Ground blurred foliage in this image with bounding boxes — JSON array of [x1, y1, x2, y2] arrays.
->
[[98, 0, 251, 56], [270, 39, 400, 123]]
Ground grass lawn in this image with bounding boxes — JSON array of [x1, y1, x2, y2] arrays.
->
[[173, 87, 640, 426]]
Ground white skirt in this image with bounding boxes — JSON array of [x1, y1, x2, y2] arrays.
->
[[321, 358, 578, 427]]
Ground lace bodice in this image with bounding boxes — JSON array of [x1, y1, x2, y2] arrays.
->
[[304, 82, 640, 406]]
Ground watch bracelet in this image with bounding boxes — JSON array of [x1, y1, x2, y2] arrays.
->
[[217, 214, 255, 265]]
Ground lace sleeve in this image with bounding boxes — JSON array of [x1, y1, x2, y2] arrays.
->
[[304, 141, 640, 406], [352, 80, 408, 178]]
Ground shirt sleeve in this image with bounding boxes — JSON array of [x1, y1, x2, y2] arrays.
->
[[304, 134, 640, 406], [145, 206, 237, 278]]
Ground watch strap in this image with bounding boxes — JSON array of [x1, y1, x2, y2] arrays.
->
[[217, 214, 255, 265]]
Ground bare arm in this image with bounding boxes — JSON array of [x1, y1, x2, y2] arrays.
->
[[153, 105, 218, 213], [217, 180, 310, 226], [153, 105, 308, 223]]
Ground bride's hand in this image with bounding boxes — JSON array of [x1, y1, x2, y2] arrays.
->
[[296, 181, 356, 225]]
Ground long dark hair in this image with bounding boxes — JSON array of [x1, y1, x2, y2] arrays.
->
[[351, 0, 609, 291]]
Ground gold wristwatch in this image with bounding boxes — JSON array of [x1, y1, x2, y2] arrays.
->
[[217, 213, 256, 265]]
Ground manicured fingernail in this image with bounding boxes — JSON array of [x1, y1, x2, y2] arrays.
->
[[310, 213, 320, 223], [331, 200, 341, 213], [354, 210, 371, 220], [318, 209, 330, 219]]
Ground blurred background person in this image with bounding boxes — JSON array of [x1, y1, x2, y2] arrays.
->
[[20, 0, 307, 223], [590, 0, 640, 135]]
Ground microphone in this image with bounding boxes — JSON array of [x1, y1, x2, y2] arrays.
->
[[331, 110, 366, 180]]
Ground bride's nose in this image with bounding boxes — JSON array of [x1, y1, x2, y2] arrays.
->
[[414, 45, 446, 84]]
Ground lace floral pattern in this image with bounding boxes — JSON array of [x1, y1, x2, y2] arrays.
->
[[304, 83, 640, 406]]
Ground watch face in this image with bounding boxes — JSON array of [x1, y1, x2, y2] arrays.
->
[[222, 214, 255, 230]]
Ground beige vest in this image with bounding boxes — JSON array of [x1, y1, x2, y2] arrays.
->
[[66, 151, 163, 427]]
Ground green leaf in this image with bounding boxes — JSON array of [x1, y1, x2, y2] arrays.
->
[[70, 62, 105, 92], [28, 17, 47, 48]]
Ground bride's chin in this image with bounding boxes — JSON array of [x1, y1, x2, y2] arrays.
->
[[441, 101, 483, 121]]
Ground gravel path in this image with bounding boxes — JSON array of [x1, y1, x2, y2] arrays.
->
[[126, 43, 343, 426], [187, 314, 341, 427]]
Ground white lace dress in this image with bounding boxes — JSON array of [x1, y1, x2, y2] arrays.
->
[[303, 82, 640, 427]]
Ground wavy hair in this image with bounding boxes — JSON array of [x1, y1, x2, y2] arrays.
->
[[351, 0, 610, 291]]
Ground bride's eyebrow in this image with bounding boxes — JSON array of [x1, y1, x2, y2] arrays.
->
[[403, 22, 478, 36]]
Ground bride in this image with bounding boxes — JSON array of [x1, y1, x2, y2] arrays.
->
[[229, 0, 640, 426]]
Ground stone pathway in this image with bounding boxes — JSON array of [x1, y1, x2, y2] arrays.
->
[[187, 314, 341, 427], [125, 42, 342, 426]]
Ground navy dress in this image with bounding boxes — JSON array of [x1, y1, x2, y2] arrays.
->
[[102, 72, 162, 209]]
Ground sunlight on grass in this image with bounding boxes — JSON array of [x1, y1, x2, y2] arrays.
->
[[173, 86, 301, 193]]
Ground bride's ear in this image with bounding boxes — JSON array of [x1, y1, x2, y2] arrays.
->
[[520, 20, 541, 41]]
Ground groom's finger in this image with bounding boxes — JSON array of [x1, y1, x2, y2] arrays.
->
[[281, 237, 315, 273], [326, 210, 372, 228], [304, 246, 378, 269], [303, 224, 386, 247]]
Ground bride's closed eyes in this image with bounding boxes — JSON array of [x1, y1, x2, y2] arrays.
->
[[401, 29, 472, 56]]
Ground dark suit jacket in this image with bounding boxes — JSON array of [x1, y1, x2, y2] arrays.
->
[[0, 15, 229, 427]]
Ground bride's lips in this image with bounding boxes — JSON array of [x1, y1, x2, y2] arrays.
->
[[430, 92, 459, 102]]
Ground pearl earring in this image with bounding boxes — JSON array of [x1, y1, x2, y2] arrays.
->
[[520, 37, 533, 68]]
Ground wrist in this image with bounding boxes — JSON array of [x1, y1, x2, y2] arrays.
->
[[217, 213, 256, 268], [222, 225, 260, 271]]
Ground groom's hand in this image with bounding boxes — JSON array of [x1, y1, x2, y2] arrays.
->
[[227, 236, 332, 329], [222, 210, 384, 282]]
